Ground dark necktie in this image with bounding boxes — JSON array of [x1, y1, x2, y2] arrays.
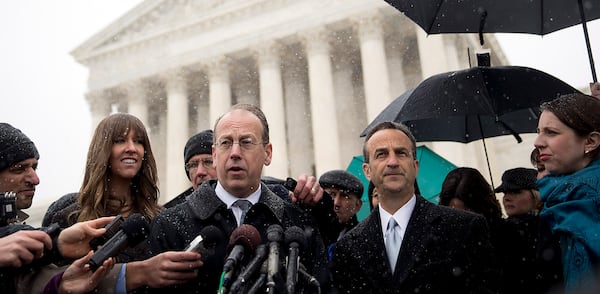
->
[[233, 199, 252, 225]]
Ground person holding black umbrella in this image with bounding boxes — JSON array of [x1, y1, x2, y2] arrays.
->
[[535, 93, 600, 292], [591, 82, 600, 99]]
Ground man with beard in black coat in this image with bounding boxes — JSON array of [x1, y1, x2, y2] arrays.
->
[[148, 104, 329, 293], [332, 122, 499, 293]]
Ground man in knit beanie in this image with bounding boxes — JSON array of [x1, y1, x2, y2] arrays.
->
[[164, 130, 216, 208], [0, 123, 40, 223]]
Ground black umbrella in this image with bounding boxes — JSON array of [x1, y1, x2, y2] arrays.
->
[[385, 0, 600, 81], [360, 66, 581, 182]]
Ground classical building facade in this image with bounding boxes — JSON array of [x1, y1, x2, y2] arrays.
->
[[72, 0, 523, 203]]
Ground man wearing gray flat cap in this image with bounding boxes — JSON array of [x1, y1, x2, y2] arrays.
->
[[318, 169, 364, 262]]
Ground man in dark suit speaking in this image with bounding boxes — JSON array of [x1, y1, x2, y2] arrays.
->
[[332, 122, 499, 293]]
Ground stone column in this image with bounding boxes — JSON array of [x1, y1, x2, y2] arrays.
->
[[282, 47, 314, 177], [208, 57, 232, 127], [332, 50, 365, 168], [124, 80, 149, 128], [415, 24, 450, 79], [164, 69, 190, 199], [256, 42, 289, 178], [86, 90, 111, 131], [303, 29, 341, 175], [195, 95, 211, 132], [356, 13, 392, 122], [386, 24, 408, 98]]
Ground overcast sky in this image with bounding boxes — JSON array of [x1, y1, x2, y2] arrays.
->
[[0, 1, 598, 222]]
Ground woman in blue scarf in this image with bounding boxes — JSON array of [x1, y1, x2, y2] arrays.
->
[[534, 93, 600, 293]]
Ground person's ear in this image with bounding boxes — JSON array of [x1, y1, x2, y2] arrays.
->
[[585, 131, 600, 154], [263, 142, 273, 166], [355, 197, 363, 211], [362, 163, 371, 180]]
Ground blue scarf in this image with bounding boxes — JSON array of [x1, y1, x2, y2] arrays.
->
[[538, 158, 600, 238], [538, 158, 600, 291]]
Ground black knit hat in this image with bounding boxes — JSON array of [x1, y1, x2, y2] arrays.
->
[[319, 170, 364, 198], [183, 130, 213, 177], [0, 123, 39, 172], [494, 168, 538, 193]]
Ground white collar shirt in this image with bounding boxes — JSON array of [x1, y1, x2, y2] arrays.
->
[[379, 194, 416, 245], [215, 181, 261, 226]]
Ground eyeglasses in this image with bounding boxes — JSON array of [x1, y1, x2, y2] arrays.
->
[[214, 138, 267, 151], [185, 158, 214, 172]]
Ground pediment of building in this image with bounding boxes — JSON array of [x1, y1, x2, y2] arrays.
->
[[72, 0, 284, 61]]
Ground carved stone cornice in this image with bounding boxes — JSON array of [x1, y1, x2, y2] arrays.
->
[[75, 0, 293, 63]]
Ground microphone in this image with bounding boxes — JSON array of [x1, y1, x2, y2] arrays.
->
[[298, 263, 320, 291], [185, 225, 224, 261], [230, 244, 268, 293], [247, 260, 268, 294], [285, 226, 306, 294], [220, 224, 262, 293], [88, 213, 149, 271], [89, 215, 124, 250], [266, 224, 284, 293]]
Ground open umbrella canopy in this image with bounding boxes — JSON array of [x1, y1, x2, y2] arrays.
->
[[361, 66, 581, 143], [346, 147, 456, 220], [386, 0, 600, 35], [385, 0, 600, 81]]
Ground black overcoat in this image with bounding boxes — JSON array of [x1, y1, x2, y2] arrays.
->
[[148, 179, 329, 293], [332, 196, 500, 294]]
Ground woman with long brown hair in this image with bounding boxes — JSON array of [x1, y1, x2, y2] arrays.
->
[[48, 113, 160, 228], [75, 112, 160, 223], [45, 113, 200, 292]]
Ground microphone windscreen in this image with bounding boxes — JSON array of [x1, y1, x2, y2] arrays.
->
[[200, 225, 225, 247], [284, 226, 306, 249], [121, 213, 149, 246], [227, 224, 262, 253], [267, 224, 284, 243]]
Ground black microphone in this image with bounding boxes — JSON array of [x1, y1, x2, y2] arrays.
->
[[88, 213, 149, 271], [247, 260, 268, 294], [220, 224, 262, 292], [285, 226, 306, 294], [298, 263, 320, 291], [265, 224, 284, 293], [230, 244, 268, 293], [184, 225, 224, 261]]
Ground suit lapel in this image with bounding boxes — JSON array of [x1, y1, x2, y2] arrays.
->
[[394, 196, 436, 282], [359, 208, 396, 287]]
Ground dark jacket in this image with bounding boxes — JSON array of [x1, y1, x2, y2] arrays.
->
[[42, 193, 77, 227], [1, 224, 64, 293], [503, 214, 563, 294], [163, 187, 194, 209], [45, 193, 149, 265], [332, 196, 499, 294], [148, 179, 329, 293]]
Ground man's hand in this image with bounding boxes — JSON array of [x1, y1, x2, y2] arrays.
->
[[126, 251, 202, 290], [590, 82, 600, 99], [291, 174, 324, 205], [57, 217, 114, 259], [59, 251, 115, 294], [0, 230, 51, 267]]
